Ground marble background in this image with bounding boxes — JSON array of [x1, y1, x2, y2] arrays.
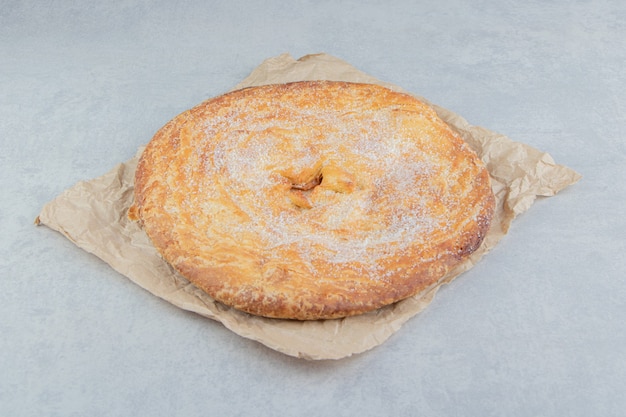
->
[[1, 1, 624, 416]]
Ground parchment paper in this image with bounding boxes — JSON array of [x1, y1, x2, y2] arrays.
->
[[36, 53, 581, 360]]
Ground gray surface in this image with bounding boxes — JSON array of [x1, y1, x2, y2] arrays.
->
[[1, 1, 624, 416]]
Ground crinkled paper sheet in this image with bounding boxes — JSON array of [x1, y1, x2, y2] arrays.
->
[[37, 53, 581, 360]]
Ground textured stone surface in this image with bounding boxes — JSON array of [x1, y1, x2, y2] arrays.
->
[[1, 1, 624, 416]]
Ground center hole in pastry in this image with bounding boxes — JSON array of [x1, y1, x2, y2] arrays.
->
[[286, 170, 323, 210], [290, 173, 323, 191]]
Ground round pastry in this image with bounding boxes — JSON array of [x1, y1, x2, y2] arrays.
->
[[129, 81, 495, 320]]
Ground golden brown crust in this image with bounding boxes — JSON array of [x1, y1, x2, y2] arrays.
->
[[131, 81, 495, 320]]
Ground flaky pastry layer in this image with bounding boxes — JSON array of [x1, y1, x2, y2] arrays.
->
[[130, 81, 495, 320]]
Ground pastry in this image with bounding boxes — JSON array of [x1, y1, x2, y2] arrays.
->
[[129, 81, 495, 320]]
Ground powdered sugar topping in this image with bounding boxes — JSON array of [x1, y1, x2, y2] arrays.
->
[[172, 84, 471, 279]]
